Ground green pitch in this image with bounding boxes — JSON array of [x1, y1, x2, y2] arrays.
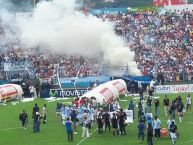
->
[[0, 93, 193, 145]]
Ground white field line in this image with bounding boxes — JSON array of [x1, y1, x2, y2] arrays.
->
[[179, 139, 193, 144], [77, 128, 98, 145], [0, 126, 22, 131]]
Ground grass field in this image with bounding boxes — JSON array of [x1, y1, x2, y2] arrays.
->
[[0, 93, 193, 145]]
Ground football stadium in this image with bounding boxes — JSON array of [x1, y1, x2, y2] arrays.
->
[[0, 0, 193, 145]]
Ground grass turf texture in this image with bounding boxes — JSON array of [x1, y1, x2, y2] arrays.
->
[[0, 93, 193, 145]]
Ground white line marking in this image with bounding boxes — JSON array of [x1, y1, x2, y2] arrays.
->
[[0, 127, 22, 131], [77, 128, 97, 145], [180, 139, 193, 144], [133, 99, 138, 104], [183, 121, 193, 124]]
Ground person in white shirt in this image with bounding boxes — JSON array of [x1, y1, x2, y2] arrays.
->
[[81, 117, 90, 138], [150, 80, 155, 90], [153, 116, 161, 139], [29, 85, 35, 98], [138, 81, 142, 88], [141, 99, 147, 114], [43, 104, 47, 124], [186, 94, 192, 113]]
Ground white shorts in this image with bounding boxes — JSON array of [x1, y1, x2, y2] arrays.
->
[[90, 114, 94, 121], [62, 114, 67, 120], [170, 132, 177, 139]]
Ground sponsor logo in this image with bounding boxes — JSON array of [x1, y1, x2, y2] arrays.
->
[[50, 89, 90, 97], [155, 84, 192, 94]]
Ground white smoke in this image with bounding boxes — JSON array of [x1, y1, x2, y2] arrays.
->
[[2, 0, 141, 75]]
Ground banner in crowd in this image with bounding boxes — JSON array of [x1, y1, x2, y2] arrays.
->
[[153, 0, 186, 6], [90, 8, 128, 14], [164, 4, 193, 12], [3, 63, 11, 71], [50, 88, 90, 97], [155, 84, 193, 94]]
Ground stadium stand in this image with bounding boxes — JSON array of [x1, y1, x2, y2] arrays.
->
[[0, 7, 193, 87]]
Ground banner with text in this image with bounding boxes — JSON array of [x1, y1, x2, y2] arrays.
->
[[125, 110, 133, 123], [50, 88, 90, 97], [155, 84, 193, 94]]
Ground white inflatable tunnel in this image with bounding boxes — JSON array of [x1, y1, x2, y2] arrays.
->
[[0, 84, 23, 101], [82, 79, 127, 104]]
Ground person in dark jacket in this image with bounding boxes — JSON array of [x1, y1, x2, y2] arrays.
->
[[169, 121, 177, 145], [19, 110, 28, 130], [170, 101, 176, 119], [138, 101, 143, 118], [97, 113, 103, 135], [138, 121, 146, 143], [111, 113, 119, 135], [103, 111, 111, 132], [118, 109, 126, 135], [32, 103, 39, 119], [33, 112, 40, 133], [65, 118, 73, 142], [70, 109, 78, 134], [147, 123, 153, 145], [176, 100, 184, 123], [128, 101, 135, 119]]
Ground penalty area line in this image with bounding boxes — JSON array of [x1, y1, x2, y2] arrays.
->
[[77, 128, 98, 145]]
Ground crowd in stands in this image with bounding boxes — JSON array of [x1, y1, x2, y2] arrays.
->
[[0, 9, 193, 83], [57, 55, 100, 77], [97, 9, 193, 82], [0, 39, 100, 81], [0, 19, 100, 80]]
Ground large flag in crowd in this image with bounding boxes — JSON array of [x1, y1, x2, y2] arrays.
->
[[153, 0, 186, 6]]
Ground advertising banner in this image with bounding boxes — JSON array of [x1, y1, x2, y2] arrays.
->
[[155, 84, 193, 94], [153, 0, 186, 6], [50, 88, 90, 97]]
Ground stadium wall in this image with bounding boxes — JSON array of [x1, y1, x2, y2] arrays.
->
[[60, 75, 151, 89], [60, 76, 111, 88]]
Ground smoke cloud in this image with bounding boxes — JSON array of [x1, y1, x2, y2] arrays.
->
[[1, 0, 141, 75]]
